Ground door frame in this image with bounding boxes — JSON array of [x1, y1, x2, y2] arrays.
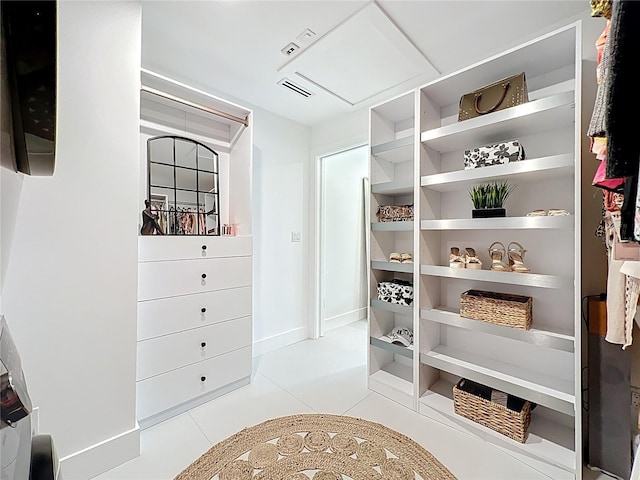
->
[[313, 142, 368, 340]]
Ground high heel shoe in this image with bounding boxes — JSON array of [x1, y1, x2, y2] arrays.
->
[[489, 242, 511, 272], [507, 242, 531, 273], [465, 247, 482, 270], [449, 247, 465, 268]]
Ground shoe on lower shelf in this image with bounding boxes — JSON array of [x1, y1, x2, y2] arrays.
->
[[465, 247, 482, 270], [507, 241, 531, 273], [389, 252, 402, 263], [400, 253, 413, 264], [379, 326, 413, 347], [449, 247, 465, 268], [548, 209, 570, 216], [489, 241, 511, 272]]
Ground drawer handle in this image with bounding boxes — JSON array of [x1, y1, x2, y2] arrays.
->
[[201, 307, 207, 313], [200, 376, 206, 382], [201, 245, 207, 250], [201, 342, 207, 348], [201, 273, 207, 279]]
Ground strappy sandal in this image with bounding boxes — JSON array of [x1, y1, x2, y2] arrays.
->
[[449, 247, 466, 268], [465, 247, 482, 270], [507, 242, 531, 273], [489, 242, 511, 272], [389, 252, 402, 263]]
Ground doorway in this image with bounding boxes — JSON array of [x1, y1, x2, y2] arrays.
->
[[319, 144, 368, 337]]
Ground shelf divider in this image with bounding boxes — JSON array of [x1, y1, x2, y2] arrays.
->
[[420, 91, 574, 153], [371, 299, 413, 316], [421, 307, 574, 353], [371, 221, 414, 232], [420, 154, 574, 192], [420, 265, 571, 289], [419, 346, 575, 416], [420, 215, 574, 231], [370, 336, 414, 359], [371, 261, 414, 273]]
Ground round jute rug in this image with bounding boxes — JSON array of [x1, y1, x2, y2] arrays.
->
[[174, 414, 458, 480]]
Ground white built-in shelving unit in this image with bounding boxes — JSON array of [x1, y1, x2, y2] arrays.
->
[[367, 22, 583, 479], [367, 89, 418, 410]]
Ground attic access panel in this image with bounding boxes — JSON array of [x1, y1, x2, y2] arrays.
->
[[280, 3, 438, 106]]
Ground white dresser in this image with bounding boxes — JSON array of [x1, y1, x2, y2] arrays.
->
[[136, 235, 253, 428]]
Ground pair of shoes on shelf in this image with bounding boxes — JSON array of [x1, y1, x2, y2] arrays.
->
[[390, 252, 413, 264], [489, 241, 530, 273], [525, 209, 570, 217], [379, 326, 413, 347], [449, 247, 482, 269]]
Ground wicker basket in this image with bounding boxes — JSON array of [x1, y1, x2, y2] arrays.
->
[[453, 379, 532, 443], [460, 289, 532, 330]]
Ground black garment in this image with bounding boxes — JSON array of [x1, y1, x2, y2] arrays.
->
[[605, 0, 640, 179], [620, 174, 637, 241]]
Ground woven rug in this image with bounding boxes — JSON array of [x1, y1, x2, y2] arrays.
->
[[174, 413, 457, 480]]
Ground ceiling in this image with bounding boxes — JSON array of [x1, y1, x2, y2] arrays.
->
[[141, 1, 604, 128]]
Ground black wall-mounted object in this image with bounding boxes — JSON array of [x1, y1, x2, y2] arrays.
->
[[2, 1, 57, 176]]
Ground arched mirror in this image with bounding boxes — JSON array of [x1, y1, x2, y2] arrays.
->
[[145, 136, 220, 235]]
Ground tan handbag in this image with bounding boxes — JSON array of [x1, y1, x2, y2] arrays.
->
[[458, 72, 529, 122]]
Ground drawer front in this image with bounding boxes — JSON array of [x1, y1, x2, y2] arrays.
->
[[138, 256, 252, 300], [137, 316, 252, 380], [137, 286, 252, 340], [139, 236, 252, 262], [136, 346, 252, 420]]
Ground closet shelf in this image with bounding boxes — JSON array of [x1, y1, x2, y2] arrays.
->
[[372, 180, 414, 195], [420, 265, 571, 289], [369, 363, 413, 398], [371, 136, 413, 164], [371, 299, 413, 316], [419, 346, 575, 416], [370, 336, 414, 359], [371, 261, 414, 273], [421, 307, 574, 353], [420, 91, 575, 153], [420, 215, 574, 231], [418, 379, 576, 473], [420, 154, 574, 192], [371, 221, 414, 232]]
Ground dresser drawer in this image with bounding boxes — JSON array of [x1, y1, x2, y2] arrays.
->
[[138, 256, 251, 300], [136, 346, 252, 420], [137, 316, 252, 380], [139, 236, 252, 262], [137, 287, 252, 340]]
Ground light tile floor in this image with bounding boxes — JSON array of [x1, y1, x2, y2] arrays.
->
[[93, 321, 610, 480]]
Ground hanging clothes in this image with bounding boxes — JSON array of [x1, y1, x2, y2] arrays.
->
[[605, 0, 640, 179]]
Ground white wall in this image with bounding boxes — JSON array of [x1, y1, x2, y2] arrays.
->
[[321, 146, 368, 330], [252, 108, 312, 354], [0, 2, 141, 478]]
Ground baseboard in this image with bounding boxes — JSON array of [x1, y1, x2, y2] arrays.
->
[[253, 326, 309, 357], [59, 424, 140, 479], [138, 376, 251, 430], [323, 307, 366, 332]]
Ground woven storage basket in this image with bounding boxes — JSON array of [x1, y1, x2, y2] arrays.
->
[[453, 379, 532, 443], [460, 289, 532, 330]]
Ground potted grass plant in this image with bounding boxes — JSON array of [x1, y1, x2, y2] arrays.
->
[[468, 181, 513, 218]]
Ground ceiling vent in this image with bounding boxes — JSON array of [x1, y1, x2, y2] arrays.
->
[[277, 78, 314, 98]]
